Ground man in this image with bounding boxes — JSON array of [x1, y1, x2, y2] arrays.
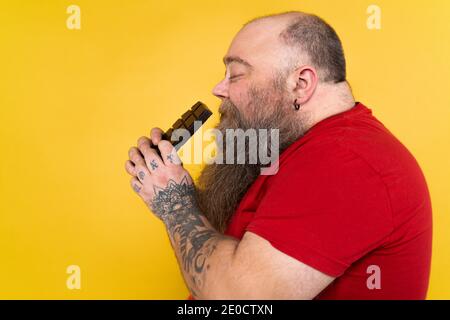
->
[[125, 11, 432, 299]]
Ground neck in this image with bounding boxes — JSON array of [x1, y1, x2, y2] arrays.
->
[[301, 81, 356, 130]]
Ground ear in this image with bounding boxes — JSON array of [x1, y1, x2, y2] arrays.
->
[[292, 65, 319, 105]]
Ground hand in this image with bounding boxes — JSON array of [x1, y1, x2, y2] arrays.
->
[[125, 127, 196, 222]]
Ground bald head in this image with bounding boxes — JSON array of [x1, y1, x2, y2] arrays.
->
[[240, 11, 346, 83]]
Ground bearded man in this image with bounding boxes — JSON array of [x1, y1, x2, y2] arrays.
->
[[125, 11, 432, 299]]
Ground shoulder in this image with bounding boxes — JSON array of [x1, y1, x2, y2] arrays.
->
[[275, 133, 377, 182], [262, 133, 392, 214]]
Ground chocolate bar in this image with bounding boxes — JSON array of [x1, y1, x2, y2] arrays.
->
[[161, 101, 212, 150]]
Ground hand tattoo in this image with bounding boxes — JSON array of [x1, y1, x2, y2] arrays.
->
[[138, 171, 145, 180], [150, 176, 220, 296], [150, 159, 158, 170]]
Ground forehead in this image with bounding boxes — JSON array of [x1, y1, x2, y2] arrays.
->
[[224, 18, 291, 71]]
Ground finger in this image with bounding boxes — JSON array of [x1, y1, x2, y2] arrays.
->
[[158, 140, 182, 166], [137, 136, 164, 172], [130, 177, 143, 194], [125, 160, 136, 176], [150, 127, 164, 145], [134, 163, 151, 183], [128, 147, 146, 167]]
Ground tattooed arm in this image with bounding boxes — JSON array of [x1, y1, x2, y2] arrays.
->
[[152, 176, 238, 298], [125, 129, 334, 299], [125, 129, 239, 298]]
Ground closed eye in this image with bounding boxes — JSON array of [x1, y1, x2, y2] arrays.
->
[[229, 74, 244, 81]]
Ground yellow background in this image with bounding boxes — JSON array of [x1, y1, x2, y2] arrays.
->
[[0, 0, 449, 299]]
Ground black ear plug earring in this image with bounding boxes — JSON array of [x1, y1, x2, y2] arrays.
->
[[294, 99, 301, 111]]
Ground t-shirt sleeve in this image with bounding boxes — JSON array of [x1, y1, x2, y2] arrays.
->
[[245, 140, 394, 277]]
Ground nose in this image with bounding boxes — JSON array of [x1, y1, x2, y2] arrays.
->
[[212, 78, 229, 99]]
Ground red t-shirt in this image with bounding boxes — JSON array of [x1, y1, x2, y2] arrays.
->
[[188, 102, 432, 299]]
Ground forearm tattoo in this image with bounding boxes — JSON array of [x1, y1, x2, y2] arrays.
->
[[150, 175, 220, 297]]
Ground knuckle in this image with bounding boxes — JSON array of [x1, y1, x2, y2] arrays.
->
[[137, 169, 146, 180], [143, 185, 153, 195], [130, 153, 139, 162], [135, 163, 145, 172], [169, 155, 182, 166], [152, 175, 167, 187], [138, 144, 147, 155], [130, 146, 140, 157], [127, 166, 135, 175], [159, 140, 172, 149], [137, 136, 149, 146], [148, 162, 161, 174], [145, 148, 158, 159], [169, 165, 185, 177]]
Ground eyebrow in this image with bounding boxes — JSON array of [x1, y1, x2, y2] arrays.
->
[[222, 55, 253, 69]]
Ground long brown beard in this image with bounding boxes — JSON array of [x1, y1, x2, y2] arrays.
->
[[196, 78, 309, 233]]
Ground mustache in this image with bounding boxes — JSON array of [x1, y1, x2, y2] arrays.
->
[[218, 99, 236, 115], [217, 100, 245, 132], [218, 100, 240, 120]]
